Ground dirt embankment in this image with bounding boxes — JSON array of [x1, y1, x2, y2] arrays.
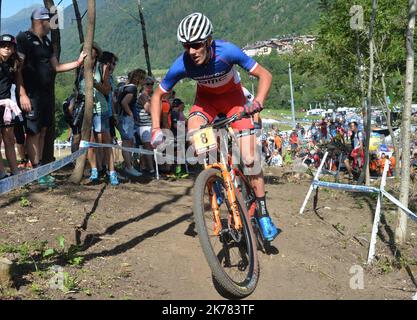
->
[[0, 167, 416, 300]]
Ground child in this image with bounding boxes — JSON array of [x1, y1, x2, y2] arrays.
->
[[0, 34, 31, 179], [270, 150, 283, 167]]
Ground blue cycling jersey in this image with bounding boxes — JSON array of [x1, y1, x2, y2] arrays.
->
[[160, 40, 258, 95]]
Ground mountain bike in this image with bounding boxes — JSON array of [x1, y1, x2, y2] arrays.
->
[[192, 113, 268, 298]]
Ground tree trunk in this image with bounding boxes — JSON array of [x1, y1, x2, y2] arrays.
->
[[356, 31, 367, 174], [72, 0, 85, 44], [70, 0, 96, 184], [0, 257, 13, 288], [373, 40, 401, 177], [137, 0, 152, 76], [360, 0, 377, 186], [379, 75, 401, 176], [395, 0, 416, 245], [42, 0, 61, 164]]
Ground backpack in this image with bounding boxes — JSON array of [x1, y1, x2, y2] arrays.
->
[[113, 83, 126, 116]]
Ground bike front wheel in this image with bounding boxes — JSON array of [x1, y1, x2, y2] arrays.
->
[[193, 168, 259, 299]]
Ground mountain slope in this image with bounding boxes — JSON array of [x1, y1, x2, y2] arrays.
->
[[3, 0, 320, 71]]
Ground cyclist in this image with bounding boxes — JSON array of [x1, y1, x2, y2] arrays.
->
[[150, 12, 279, 241]]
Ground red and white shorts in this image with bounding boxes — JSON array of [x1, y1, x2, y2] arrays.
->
[[189, 88, 254, 131]]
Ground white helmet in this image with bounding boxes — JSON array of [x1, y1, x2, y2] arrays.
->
[[177, 12, 213, 43]]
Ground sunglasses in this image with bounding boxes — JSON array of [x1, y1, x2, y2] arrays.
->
[[145, 82, 154, 86], [0, 42, 15, 48], [182, 41, 206, 50]]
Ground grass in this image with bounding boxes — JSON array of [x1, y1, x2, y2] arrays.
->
[[262, 109, 322, 122]]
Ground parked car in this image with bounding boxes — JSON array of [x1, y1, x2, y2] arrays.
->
[[306, 108, 326, 116]]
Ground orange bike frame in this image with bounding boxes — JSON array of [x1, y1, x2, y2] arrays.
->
[[204, 126, 249, 234], [206, 162, 243, 233]]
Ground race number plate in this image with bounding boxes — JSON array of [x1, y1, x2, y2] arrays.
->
[[194, 128, 217, 155]]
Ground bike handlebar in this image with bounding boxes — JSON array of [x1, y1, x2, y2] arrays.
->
[[201, 112, 249, 130]]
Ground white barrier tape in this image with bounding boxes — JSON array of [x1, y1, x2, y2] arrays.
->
[[381, 189, 417, 223], [80, 140, 199, 163], [312, 180, 380, 194], [80, 140, 154, 156], [0, 148, 87, 195]]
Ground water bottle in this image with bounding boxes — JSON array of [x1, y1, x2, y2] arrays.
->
[[213, 181, 224, 206]]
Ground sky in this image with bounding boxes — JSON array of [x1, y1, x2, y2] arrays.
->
[[2, 0, 72, 18]]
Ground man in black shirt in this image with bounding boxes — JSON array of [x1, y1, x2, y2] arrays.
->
[[16, 7, 86, 179]]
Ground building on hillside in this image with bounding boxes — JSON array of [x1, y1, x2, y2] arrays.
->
[[243, 35, 316, 57]]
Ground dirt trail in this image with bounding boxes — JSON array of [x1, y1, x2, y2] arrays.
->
[[0, 168, 416, 300]]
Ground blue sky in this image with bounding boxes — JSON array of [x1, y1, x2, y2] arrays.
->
[[2, 0, 72, 18]]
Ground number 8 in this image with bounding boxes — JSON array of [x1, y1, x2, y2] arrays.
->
[[201, 133, 208, 144]]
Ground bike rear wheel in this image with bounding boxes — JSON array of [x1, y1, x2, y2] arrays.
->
[[193, 168, 259, 298]]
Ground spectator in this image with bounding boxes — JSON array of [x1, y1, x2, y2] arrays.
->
[[274, 131, 282, 156], [16, 7, 86, 186], [76, 42, 118, 185], [344, 121, 364, 179], [98, 51, 119, 168], [308, 121, 319, 144], [0, 34, 30, 179], [319, 117, 328, 143], [369, 153, 379, 177], [411, 153, 417, 179], [289, 129, 299, 159], [270, 150, 283, 167], [118, 68, 147, 177], [160, 92, 172, 174], [283, 146, 293, 165], [335, 121, 346, 145], [11, 83, 30, 169], [171, 98, 188, 178], [261, 133, 272, 164], [388, 154, 396, 177], [379, 153, 388, 176], [412, 152, 417, 169], [171, 98, 186, 136], [329, 120, 337, 141], [99, 51, 119, 146], [161, 93, 172, 130], [136, 75, 155, 175]]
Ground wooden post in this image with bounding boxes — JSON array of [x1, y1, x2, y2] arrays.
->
[[359, 0, 378, 186], [70, 0, 96, 183], [137, 0, 152, 76], [0, 257, 13, 288], [72, 0, 85, 44]]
